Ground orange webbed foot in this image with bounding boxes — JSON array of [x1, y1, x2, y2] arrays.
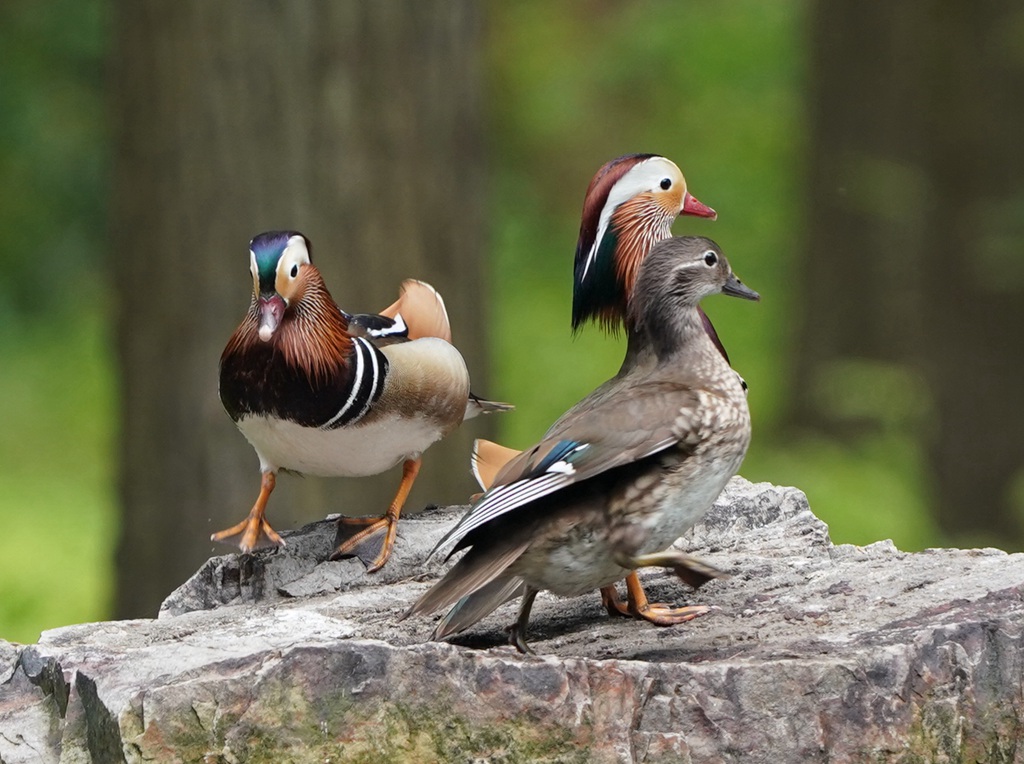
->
[[210, 471, 284, 553], [210, 514, 285, 553], [331, 514, 398, 573], [630, 601, 711, 626], [600, 584, 633, 618], [329, 457, 421, 573], [601, 570, 712, 626]]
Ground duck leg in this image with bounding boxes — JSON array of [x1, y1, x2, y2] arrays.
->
[[601, 572, 704, 624], [631, 550, 726, 589], [600, 572, 646, 617], [604, 553, 728, 626], [210, 471, 284, 552], [621, 570, 709, 625], [505, 586, 539, 654], [332, 457, 421, 572]]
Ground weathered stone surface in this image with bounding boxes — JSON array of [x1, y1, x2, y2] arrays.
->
[[2, 478, 1024, 763]]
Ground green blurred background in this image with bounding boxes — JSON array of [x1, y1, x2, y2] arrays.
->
[[3, 0, 1021, 643]]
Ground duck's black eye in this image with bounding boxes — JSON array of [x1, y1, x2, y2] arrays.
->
[[703, 251, 718, 266], [290, 264, 299, 278], [660, 178, 672, 190]]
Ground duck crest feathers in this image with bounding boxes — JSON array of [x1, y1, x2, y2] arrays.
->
[[574, 154, 673, 332]]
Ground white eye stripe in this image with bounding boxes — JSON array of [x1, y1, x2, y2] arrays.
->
[[276, 235, 312, 281], [581, 157, 683, 282], [284, 235, 310, 262]]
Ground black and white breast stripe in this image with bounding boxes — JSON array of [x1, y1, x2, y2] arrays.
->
[[321, 337, 389, 429]]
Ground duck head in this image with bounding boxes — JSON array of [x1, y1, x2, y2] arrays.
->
[[573, 154, 717, 332], [249, 231, 314, 342], [628, 236, 758, 356]]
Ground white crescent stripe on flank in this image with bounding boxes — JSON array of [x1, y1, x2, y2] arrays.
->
[[350, 338, 380, 422], [321, 338, 366, 429]]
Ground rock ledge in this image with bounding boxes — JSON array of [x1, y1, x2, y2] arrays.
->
[[2, 478, 1023, 763]]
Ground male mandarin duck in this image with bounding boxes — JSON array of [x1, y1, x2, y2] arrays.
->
[[473, 153, 731, 626], [407, 237, 759, 651], [571, 153, 717, 332], [213, 230, 510, 571]]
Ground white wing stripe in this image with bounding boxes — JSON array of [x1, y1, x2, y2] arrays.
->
[[446, 473, 565, 544], [367, 312, 408, 338], [447, 442, 594, 543], [445, 438, 676, 548]]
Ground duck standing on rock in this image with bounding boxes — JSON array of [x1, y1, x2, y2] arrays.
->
[[473, 153, 733, 624], [213, 230, 510, 571], [407, 236, 758, 651]]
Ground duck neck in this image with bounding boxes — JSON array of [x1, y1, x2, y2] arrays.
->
[[625, 303, 709, 366]]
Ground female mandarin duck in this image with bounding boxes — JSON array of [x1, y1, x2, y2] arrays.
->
[[407, 236, 759, 651], [214, 230, 510, 571], [473, 153, 730, 627]]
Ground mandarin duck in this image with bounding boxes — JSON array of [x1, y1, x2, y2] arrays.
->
[[213, 230, 510, 571], [571, 153, 716, 331], [473, 153, 733, 626], [407, 236, 759, 652]]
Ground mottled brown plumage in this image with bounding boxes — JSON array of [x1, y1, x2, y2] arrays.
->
[[486, 154, 726, 624], [407, 236, 758, 651]]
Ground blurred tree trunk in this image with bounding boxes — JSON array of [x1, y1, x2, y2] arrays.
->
[[795, 2, 1024, 545], [918, 4, 1024, 545], [110, 3, 489, 618]]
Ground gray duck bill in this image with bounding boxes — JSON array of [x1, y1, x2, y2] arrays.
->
[[722, 275, 760, 301]]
